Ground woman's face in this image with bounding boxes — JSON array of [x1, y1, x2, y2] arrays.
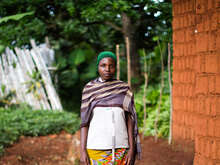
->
[[98, 57, 116, 80]]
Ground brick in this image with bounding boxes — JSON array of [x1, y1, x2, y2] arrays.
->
[[179, 16, 183, 29], [198, 96, 206, 114], [197, 14, 210, 32], [195, 136, 200, 152], [208, 118, 215, 136], [210, 12, 218, 30], [195, 116, 207, 136], [172, 18, 178, 30], [186, 99, 190, 112], [205, 97, 211, 115], [218, 8, 220, 24], [180, 71, 184, 82], [193, 154, 199, 165], [208, 0, 214, 10], [197, 17, 205, 32], [191, 72, 196, 84], [185, 56, 190, 69], [185, 71, 191, 83], [196, 14, 203, 25], [173, 97, 182, 110], [216, 75, 220, 94], [196, 32, 209, 52], [183, 16, 187, 27], [196, 0, 206, 14], [183, 42, 187, 56], [172, 58, 179, 70], [209, 76, 216, 93], [207, 159, 215, 165], [191, 42, 196, 55], [189, 0, 194, 12], [201, 55, 206, 73], [195, 75, 209, 94], [182, 98, 187, 111], [209, 31, 217, 51], [210, 97, 217, 116], [188, 99, 194, 111], [183, 1, 187, 13], [211, 139, 217, 159], [173, 43, 179, 56], [205, 138, 210, 158], [204, 15, 210, 32], [179, 1, 184, 14], [205, 54, 218, 73], [214, 119, 220, 137], [217, 29, 220, 50], [179, 30, 184, 43], [173, 31, 178, 42], [216, 0, 220, 8], [172, 71, 179, 83], [216, 140, 220, 158], [194, 55, 202, 72], [186, 84, 191, 96], [172, 85, 179, 97]]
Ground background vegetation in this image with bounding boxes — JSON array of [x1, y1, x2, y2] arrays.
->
[[0, 105, 80, 155], [0, 0, 172, 154]]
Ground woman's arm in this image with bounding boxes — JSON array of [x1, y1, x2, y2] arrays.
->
[[80, 126, 90, 165], [125, 113, 135, 165]]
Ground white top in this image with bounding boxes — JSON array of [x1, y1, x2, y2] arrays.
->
[[86, 106, 129, 149]]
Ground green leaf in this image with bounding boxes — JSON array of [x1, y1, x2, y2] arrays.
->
[[0, 12, 34, 24], [74, 49, 86, 66]]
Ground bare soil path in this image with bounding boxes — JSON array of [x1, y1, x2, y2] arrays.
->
[[0, 132, 194, 165]]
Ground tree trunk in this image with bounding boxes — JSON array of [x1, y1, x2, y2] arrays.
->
[[122, 13, 141, 80]]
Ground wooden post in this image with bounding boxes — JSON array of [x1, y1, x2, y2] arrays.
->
[[2, 52, 18, 103], [125, 37, 131, 88], [142, 49, 148, 140], [0, 54, 9, 96], [30, 39, 63, 110], [7, 48, 31, 104], [154, 39, 164, 142], [168, 43, 173, 145], [116, 44, 120, 80], [15, 47, 50, 110], [0, 59, 5, 96]]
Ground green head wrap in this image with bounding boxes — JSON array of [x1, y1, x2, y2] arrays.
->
[[96, 51, 117, 68]]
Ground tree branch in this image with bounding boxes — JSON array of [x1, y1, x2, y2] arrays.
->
[[105, 21, 123, 32]]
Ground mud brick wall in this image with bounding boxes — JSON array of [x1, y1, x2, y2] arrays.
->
[[172, 0, 220, 164]]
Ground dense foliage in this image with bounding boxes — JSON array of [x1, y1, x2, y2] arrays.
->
[[0, 0, 172, 143], [0, 106, 80, 155], [0, 0, 172, 111], [135, 72, 171, 137]]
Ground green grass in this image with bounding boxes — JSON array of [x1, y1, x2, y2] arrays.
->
[[0, 107, 80, 155]]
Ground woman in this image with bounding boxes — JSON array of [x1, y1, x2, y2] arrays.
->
[[80, 51, 141, 165]]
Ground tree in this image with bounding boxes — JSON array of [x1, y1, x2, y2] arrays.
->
[[0, 0, 172, 111], [78, 0, 172, 81]]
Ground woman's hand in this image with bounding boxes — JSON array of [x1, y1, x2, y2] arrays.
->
[[80, 150, 90, 165], [125, 149, 135, 165], [80, 126, 89, 165], [125, 113, 135, 165]]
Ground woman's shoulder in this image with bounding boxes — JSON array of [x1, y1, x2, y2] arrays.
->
[[116, 79, 129, 87], [83, 78, 98, 89]]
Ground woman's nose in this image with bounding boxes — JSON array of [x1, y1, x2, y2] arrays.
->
[[105, 66, 110, 71]]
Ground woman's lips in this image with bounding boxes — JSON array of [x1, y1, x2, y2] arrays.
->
[[103, 73, 112, 77]]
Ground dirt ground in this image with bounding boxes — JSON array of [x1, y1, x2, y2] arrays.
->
[[0, 131, 194, 165]]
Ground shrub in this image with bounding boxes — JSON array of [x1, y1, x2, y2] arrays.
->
[[0, 107, 80, 155]]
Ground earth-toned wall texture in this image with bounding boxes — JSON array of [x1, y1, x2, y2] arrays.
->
[[172, 0, 220, 164]]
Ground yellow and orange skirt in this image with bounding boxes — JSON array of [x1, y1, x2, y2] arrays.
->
[[87, 148, 127, 165]]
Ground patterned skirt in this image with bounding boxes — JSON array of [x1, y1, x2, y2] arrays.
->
[[87, 148, 127, 165]]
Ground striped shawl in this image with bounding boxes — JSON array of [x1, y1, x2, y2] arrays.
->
[[80, 78, 141, 159]]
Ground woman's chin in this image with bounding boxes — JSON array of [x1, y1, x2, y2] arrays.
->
[[102, 76, 114, 80]]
